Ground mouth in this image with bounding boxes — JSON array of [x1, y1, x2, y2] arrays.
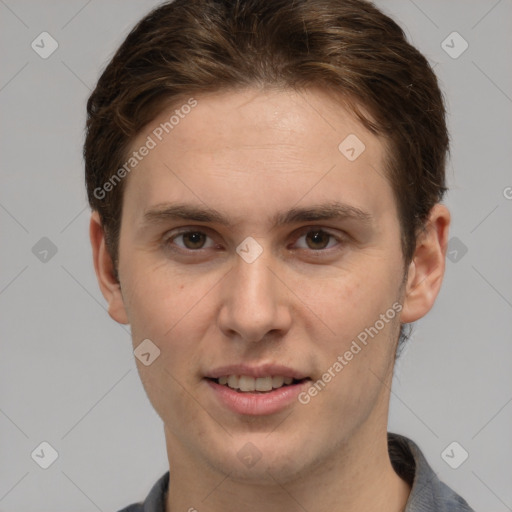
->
[[204, 367, 313, 415], [206, 375, 311, 393]]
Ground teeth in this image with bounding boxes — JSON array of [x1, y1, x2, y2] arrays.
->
[[255, 376, 273, 392], [216, 375, 299, 392], [272, 376, 284, 388], [239, 375, 256, 392]]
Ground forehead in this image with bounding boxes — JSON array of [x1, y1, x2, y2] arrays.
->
[[121, 87, 396, 231], [146, 88, 377, 159]]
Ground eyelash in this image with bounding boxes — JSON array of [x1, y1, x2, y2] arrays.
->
[[162, 227, 345, 255]]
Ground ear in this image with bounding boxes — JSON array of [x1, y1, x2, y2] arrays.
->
[[89, 211, 129, 325], [400, 204, 451, 323]]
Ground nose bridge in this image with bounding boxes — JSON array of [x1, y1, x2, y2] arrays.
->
[[219, 246, 289, 342], [235, 249, 274, 301]]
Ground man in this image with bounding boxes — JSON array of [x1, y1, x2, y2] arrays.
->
[[85, 0, 475, 510]]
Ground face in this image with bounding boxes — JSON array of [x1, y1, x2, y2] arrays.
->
[[92, 87, 444, 484]]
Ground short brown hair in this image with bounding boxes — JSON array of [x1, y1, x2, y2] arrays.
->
[[85, 0, 448, 272]]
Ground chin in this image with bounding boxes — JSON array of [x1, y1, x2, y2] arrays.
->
[[201, 432, 323, 485]]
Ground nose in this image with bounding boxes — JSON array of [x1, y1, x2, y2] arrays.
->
[[217, 248, 292, 343]]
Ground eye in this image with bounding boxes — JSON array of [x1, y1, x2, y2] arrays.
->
[[162, 227, 344, 255], [293, 228, 342, 251], [164, 230, 216, 251]]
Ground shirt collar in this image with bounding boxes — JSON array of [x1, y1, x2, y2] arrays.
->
[[389, 433, 474, 512]]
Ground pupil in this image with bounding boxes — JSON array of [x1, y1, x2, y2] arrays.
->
[[307, 230, 328, 249], [185, 232, 205, 249]]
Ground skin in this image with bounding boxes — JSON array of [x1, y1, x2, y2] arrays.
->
[[90, 87, 450, 512]]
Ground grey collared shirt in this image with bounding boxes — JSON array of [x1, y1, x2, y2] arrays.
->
[[118, 433, 475, 512]]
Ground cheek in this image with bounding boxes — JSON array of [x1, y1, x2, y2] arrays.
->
[[310, 314, 401, 431], [299, 256, 400, 344], [122, 259, 204, 337], [135, 354, 208, 438], [124, 267, 212, 422]]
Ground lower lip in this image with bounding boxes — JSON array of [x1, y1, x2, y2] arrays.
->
[[206, 379, 310, 416]]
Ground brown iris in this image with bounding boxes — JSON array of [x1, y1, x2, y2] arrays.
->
[[181, 232, 207, 249], [304, 230, 331, 250]]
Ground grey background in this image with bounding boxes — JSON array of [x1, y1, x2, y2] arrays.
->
[[1, 0, 511, 511]]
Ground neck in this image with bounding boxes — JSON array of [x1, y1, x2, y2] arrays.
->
[[164, 421, 411, 512]]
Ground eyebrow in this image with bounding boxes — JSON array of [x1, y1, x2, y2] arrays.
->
[[142, 201, 373, 230]]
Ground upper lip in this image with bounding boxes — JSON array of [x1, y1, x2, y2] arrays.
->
[[206, 364, 309, 380]]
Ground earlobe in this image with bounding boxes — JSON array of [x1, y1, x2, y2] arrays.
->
[[89, 211, 129, 325], [400, 204, 451, 324]]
